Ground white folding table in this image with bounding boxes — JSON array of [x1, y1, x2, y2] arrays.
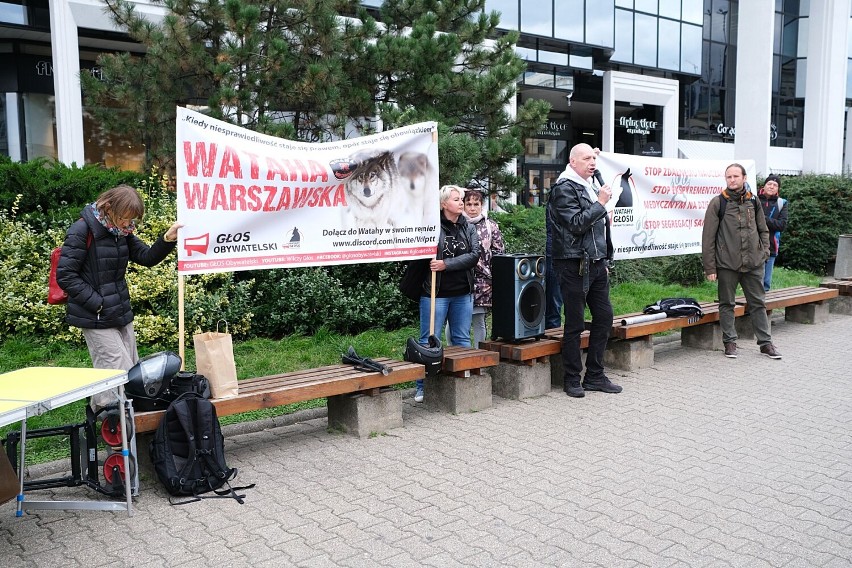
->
[[0, 367, 133, 517]]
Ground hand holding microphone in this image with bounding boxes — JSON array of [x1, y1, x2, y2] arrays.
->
[[593, 170, 612, 205]]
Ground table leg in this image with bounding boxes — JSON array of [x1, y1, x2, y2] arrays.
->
[[16, 418, 26, 517], [118, 386, 133, 517]]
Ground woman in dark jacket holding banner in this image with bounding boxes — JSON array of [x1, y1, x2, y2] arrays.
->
[[413, 185, 480, 402], [56, 184, 181, 408]]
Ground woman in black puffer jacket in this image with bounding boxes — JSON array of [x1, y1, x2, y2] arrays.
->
[[56, 184, 181, 408]]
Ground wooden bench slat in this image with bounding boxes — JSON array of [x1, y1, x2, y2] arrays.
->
[[821, 280, 852, 295], [441, 346, 499, 373], [480, 338, 562, 362], [133, 359, 424, 434], [614, 302, 740, 340], [736, 286, 838, 309], [542, 329, 590, 350]]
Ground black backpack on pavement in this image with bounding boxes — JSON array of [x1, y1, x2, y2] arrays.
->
[[150, 393, 252, 504]]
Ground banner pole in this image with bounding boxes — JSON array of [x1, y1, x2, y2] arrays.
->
[[178, 273, 185, 370]]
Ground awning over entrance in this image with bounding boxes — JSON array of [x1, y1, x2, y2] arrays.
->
[[678, 140, 803, 176]]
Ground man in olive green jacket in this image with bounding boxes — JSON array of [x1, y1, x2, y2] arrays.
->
[[702, 163, 782, 360]]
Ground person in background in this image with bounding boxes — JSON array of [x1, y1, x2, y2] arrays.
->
[[548, 143, 622, 398], [413, 185, 480, 402], [462, 188, 505, 348], [56, 184, 182, 409], [702, 164, 781, 360], [759, 174, 788, 291]]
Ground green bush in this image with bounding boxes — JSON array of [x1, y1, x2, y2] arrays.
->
[[248, 264, 416, 337], [0, 156, 143, 217], [491, 204, 546, 254], [763, 174, 852, 274]]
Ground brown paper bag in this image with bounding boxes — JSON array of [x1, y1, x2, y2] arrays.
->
[[193, 325, 239, 399]]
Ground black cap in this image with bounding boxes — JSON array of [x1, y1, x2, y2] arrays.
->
[[764, 174, 781, 187]]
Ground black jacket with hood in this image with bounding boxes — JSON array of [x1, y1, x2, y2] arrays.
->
[[56, 205, 176, 329]]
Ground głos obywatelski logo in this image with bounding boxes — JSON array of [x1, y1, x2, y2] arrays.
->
[[182, 232, 284, 255]]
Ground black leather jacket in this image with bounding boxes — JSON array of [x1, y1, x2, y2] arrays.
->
[[547, 177, 612, 262]]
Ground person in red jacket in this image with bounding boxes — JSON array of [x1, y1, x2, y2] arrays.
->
[[56, 184, 181, 409]]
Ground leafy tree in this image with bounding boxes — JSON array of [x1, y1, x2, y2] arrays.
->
[[81, 0, 548, 194]]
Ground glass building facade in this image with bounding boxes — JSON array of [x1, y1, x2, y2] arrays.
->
[[2, 0, 852, 182]]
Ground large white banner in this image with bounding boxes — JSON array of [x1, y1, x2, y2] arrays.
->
[[175, 108, 440, 275], [595, 152, 756, 260]]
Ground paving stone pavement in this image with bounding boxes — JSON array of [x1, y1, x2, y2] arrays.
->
[[2, 314, 851, 567]]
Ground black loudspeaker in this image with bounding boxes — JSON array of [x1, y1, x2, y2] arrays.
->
[[491, 253, 546, 342]]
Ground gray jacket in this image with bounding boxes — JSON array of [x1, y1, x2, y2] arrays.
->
[[547, 177, 611, 262]]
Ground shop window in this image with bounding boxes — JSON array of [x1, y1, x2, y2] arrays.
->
[[22, 92, 56, 160]]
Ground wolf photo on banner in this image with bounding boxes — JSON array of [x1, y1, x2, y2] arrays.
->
[[175, 107, 440, 276]]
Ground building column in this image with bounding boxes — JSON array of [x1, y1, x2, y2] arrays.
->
[[48, 0, 85, 165], [803, 0, 849, 174], [734, 0, 773, 178]]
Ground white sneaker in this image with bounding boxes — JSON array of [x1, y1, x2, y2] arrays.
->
[[414, 387, 424, 403]]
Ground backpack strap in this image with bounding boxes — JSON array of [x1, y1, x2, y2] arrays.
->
[[171, 399, 202, 494], [717, 192, 760, 232]]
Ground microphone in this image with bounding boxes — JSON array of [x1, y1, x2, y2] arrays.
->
[[593, 170, 605, 187]]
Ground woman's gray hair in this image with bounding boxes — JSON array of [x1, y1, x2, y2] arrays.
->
[[439, 185, 465, 205]]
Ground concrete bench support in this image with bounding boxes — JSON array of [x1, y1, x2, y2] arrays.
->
[[828, 295, 852, 315], [490, 361, 551, 400], [786, 302, 830, 324], [681, 322, 723, 351], [327, 388, 402, 438], [604, 336, 653, 371], [426, 372, 492, 414], [734, 313, 759, 340]]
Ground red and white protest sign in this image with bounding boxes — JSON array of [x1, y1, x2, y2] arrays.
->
[[175, 107, 440, 275], [595, 152, 756, 260]]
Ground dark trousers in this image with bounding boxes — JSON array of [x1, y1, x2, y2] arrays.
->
[[555, 258, 614, 387], [545, 254, 563, 329]]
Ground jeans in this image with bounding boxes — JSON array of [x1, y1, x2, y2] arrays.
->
[[763, 255, 776, 291], [555, 258, 613, 387], [417, 293, 473, 388], [545, 254, 563, 329]]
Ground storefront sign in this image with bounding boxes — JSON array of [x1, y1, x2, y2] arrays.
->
[[716, 122, 778, 141], [617, 116, 659, 136], [535, 120, 570, 139]]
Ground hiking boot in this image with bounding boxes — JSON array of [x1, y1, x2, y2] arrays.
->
[[760, 343, 782, 359], [582, 376, 622, 394], [724, 342, 738, 358], [565, 385, 585, 398], [414, 386, 424, 402]]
